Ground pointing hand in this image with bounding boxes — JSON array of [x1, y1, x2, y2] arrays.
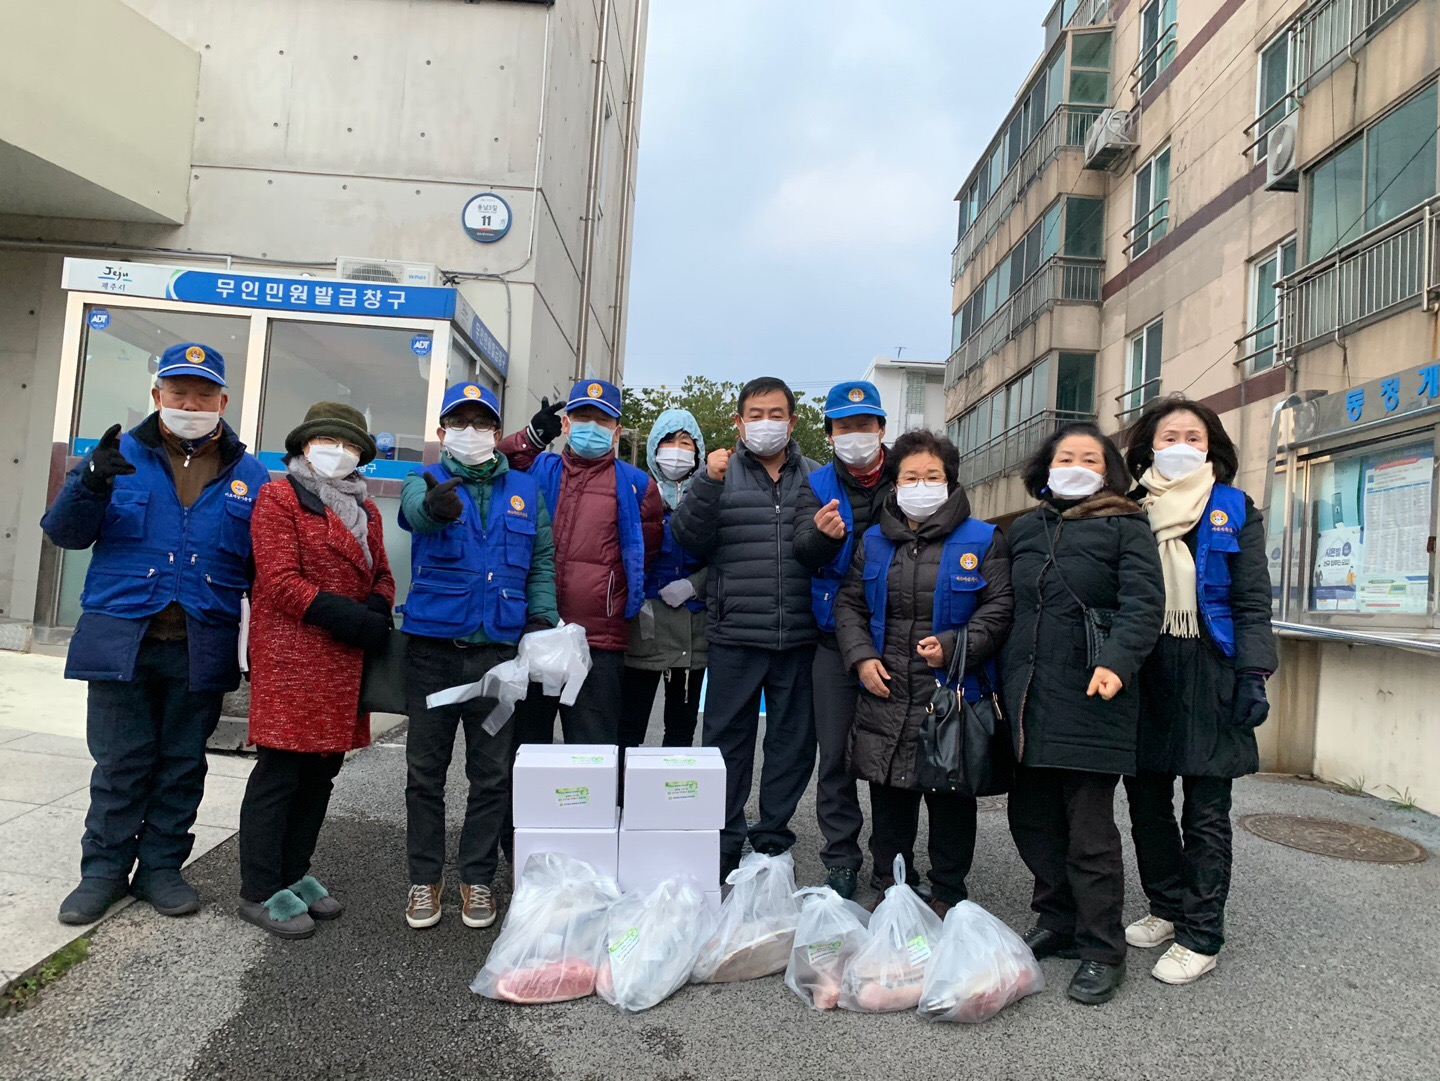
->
[[82, 424, 136, 494]]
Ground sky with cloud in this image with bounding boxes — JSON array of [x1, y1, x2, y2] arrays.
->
[[622, 1, 1047, 392]]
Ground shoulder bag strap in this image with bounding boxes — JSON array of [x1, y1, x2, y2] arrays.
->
[[1042, 515, 1092, 618]]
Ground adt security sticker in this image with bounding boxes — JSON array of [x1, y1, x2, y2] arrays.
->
[[411, 334, 432, 357], [87, 309, 111, 331]]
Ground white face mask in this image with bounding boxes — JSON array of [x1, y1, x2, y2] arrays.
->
[[654, 446, 696, 480], [159, 407, 220, 441], [896, 479, 949, 521], [832, 432, 882, 468], [1047, 466, 1105, 499], [1152, 443, 1208, 481], [445, 426, 496, 466], [306, 443, 361, 479], [741, 419, 790, 457]]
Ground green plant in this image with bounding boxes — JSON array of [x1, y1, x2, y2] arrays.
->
[[1383, 785, 1418, 810], [1338, 775, 1367, 795], [2, 938, 89, 1015]]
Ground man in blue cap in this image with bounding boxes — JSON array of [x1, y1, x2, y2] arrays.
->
[[41, 342, 269, 925], [499, 379, 663, 744], [793, 379, 892, 899], [398, 381, 558, 931]]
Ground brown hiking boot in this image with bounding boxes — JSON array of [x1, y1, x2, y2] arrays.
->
[[929, 897, 955, 921], [460, 883, 498, 929], [406, 880, 443, 929]]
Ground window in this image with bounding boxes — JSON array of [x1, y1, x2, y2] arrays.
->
[[1070, 31, 1112, 104], [1056, 352, 1096, 415], [1249, 238, 1297, 371], [1305, 84, 1438, 259], [1131, 146, 1171, 257], [1046, 48, 1067, 116], [1063, 196, 1105, 258], [1255, 30, 1294, 161], [1125, 320, 1163, 415], [1139, 0, 1178, 91]]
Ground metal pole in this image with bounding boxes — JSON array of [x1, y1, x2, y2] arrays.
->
[[574, 0, 614, 382]]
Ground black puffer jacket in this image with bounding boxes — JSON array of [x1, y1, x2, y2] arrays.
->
[[834, 487, 1014, 789], [670, 440, 821, 650], [1000, 492, 1164, 777], [1134, 489, 1279, 778]]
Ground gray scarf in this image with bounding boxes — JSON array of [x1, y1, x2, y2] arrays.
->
[[286, 457, 373, 569]]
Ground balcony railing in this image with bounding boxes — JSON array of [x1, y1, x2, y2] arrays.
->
[[1045, 0, 1115, 48], [1115, 377, 1162, 422], [1293, 0, 1416, 93], [1279, 196, 1440, 358], [958, 409, 1096, 487], [951, 105, 1104, 282], [945, 256, 1105, 385]]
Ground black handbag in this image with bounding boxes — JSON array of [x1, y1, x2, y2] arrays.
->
[[1043, 517, 1117, 668], [915, 627, 1012, 797], [359, 629, 409, 715]]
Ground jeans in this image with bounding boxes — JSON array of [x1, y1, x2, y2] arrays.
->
[[238, 746, 345, 902], [617, 666, 704, 749], [811, 639, 864, 871], [868, 783, 977, 903]]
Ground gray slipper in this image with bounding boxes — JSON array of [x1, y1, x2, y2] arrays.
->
[[238, 889, 316, 940], [290, 875, 343, 920]]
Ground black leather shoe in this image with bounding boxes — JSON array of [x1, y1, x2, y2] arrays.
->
[[822, 866, 858, 900], [1023, 925, 1080, 960], [753, 841, 787, 857], [1067, 959, 1125, 1004]]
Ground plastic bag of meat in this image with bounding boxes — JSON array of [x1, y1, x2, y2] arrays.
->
[[470, 852, 620, 1004], [594, 877, 717, 1012], [837, 856, 943, 1013], [917, 901, 1045, 1023], [784, 886, 871, 1010], [691, 851, 801, 983]]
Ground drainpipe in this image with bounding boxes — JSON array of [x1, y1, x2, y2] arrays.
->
[[608, 0, 647, 382], [574, 0, 613, 381]]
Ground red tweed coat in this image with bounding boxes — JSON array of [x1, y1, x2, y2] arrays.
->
[[248, 476, 395, 753]]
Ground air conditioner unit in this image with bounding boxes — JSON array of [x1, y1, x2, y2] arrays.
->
[[335, 257, 440, 287], [1264, 113, 1301, 192], [1084, 109, 1137, 171]]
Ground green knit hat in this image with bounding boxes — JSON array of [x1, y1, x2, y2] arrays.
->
[[285, 401, 377, 466]]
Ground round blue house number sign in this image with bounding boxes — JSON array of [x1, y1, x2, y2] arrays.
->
[[462, 193, 512, 244]]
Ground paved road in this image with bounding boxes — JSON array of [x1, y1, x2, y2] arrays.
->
[[4, 719, 1438, 1081]]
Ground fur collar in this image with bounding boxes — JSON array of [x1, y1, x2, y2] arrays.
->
[[1058, 490, 1143, 520]]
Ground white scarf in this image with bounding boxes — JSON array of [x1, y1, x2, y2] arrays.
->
[[287, 458, 373, 570], [1139, 462, 1216, 638]]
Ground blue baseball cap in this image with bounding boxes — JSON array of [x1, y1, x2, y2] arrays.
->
[[155, 342, 226, 386], [824, 380, 886, 420], [440, 382, 502, 423], [565, 378, 623, 419]]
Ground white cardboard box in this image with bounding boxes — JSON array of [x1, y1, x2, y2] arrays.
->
[[516, 743, 618, 758], [512, 809, 620, 886], [512, 745, 618, 829], [617, 811, 721, 893], [622, 747, 726, 831]]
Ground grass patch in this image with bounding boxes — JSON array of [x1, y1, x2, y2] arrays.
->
[[1339, 775, 1368, 796], [1383, 785, 1419, 811], [2, 938, 89, 1016]]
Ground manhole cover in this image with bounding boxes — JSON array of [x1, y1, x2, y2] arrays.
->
[[1238, 814, 1427, 864], [977, 796, 1007, 812]]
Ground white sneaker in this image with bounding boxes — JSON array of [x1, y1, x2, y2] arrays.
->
[[1151, 943, 1217, 985], [1125, 914, 1175, 948]]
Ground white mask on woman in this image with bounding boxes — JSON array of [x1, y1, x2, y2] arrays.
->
[[654, 446, 696, 480], [306, 443, 361, 479], [445, 426, 496, 466], [832, 432, 882, 468], [1152, 444, 1208, 481], [896, 480, 949, 521], [160, 407, 220, 441], [1047, 466, 1105, 499]]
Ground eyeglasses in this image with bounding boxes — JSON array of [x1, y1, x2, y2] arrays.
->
[[441, 416, 497, 431]]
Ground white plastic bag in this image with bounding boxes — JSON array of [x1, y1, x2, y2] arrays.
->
[[917, 901, 1045, 1023], [784, 886, 871, 1010], [470, 852, 621, 1004], [595, 877, 717, 1012], [423, 656, 530, 735], [837, 856, 943, 1013], [519, 621, 592, 705], [691, 851, 801, 983]]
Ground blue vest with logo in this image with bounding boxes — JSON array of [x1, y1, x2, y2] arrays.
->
[[1195, 483, 1247, 659], [861, 517, 997, 699], [807, 463, 855, 632], [400, 463, 540, 642], [645, 510, 705, 613], [528, 452, 650, 620]]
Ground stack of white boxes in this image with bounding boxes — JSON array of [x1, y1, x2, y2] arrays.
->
[[511, 744, 620, 885], [619, 746, 727, 914]]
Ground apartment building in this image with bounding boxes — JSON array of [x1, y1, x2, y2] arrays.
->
[[945, 0, 1440, 810], [862, 356, 948, 435]]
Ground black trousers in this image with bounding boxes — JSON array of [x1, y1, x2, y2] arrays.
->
[[82, 639, 224, 880], [1008, 764, 1126, 965], [1124, 771, 1234, 955], [405, 637, 518, 886], [702, 642, 817, 858], [512, 647, 626, 746], [238, 746, 345, 903], [617, 666, 704, 749], [812, 640, 864, 871], [869, 783, 977, 904]]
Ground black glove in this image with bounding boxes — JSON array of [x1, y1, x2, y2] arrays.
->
[[422, 474, 463, 522], [524, 615, 556, 635], [527, 396, 564, 447], [362, 593, 394, 625], [82, 424, 136, 494], [304, 592, 391, 650], [1232, 670, 1270, 728]]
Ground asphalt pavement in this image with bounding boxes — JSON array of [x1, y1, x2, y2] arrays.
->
[[4, 717, 1438, 1081]]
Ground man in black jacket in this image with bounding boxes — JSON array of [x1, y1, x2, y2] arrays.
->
[[670, 377, 823, 878]]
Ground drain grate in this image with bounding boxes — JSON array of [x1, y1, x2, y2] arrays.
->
[[1238, 814, 1427, 864]]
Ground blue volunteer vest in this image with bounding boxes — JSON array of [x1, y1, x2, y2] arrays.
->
[[81, 433, 269, 626], [400, 463, 540, 642], [807, 463, 855, 632], [645, 510, 705, 613], [528, 452, 649, 619], [1194, 483, 1248, 659], [861, 517, 997, 699]]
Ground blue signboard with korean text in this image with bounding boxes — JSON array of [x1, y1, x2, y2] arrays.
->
[[255, 450, 418, 481], [453, 291, 510, 378]]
